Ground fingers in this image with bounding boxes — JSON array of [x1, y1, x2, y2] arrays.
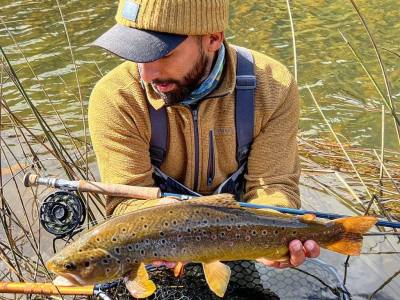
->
[[256, 258, 280, 268], [289, 240, 306, 267], [258, 240, 321, 269], [256, 258, 290, 269], [304, 240, 320, 258]]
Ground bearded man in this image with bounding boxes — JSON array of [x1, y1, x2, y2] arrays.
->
[[88, 0, 320, 270]]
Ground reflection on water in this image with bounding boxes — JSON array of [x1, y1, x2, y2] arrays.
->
[[0, 0, 399, 149]]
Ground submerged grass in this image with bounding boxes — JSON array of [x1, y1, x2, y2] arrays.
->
[[0, 0, 399, 299]]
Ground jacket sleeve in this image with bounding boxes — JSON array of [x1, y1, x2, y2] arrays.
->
[[243, 76, 301, 208], [88, 79, 161, 216]]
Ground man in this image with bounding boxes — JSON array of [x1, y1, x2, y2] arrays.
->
[[88, 0, 319, 270]]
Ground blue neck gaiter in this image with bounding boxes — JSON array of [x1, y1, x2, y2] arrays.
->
[[181, 44, 226, 106]]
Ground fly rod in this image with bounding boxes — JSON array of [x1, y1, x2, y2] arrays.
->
[[24, 173, 400, 229]]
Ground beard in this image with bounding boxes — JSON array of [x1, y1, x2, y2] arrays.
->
[[151, 49, 209, 106]]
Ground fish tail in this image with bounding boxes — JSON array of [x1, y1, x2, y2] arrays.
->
[[325, 216, 377, 256]]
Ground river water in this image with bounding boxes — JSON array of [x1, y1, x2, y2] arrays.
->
[[1, 0, 399, 150]]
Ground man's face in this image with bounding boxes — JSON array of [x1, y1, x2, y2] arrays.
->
[[138, 36, 211, 106]]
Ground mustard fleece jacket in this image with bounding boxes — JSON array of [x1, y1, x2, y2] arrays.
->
[[88, 43, 301, 216]]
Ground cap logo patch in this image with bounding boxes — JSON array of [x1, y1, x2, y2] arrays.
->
[[122, 0, 140, 22]]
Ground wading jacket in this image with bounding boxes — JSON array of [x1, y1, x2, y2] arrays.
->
[[88, 43, 301, 216]]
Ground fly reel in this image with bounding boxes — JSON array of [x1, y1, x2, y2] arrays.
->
[[39, 191, 86, 237]]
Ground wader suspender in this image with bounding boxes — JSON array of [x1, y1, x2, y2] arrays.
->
[[147, 46, 256, 197]]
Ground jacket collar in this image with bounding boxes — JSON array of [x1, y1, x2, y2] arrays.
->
[[144, 41, 237, 110]]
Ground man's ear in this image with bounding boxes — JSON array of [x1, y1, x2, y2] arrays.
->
[[205, 32, 224, 53]]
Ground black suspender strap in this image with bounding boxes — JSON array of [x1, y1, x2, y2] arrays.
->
[[148, 104, 168, 168], [234, 46, 256, 166]]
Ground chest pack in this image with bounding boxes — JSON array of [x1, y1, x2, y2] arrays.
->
[[147, 46, 256, 198]]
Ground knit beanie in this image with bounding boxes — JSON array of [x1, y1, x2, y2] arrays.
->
[[115, 0, 229, 35], [93, 0, 229, 62]]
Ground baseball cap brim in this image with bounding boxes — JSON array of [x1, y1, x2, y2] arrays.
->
[[93, 24, 187, 63]]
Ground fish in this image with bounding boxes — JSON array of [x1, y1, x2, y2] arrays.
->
[[46, 194, 377, 298]]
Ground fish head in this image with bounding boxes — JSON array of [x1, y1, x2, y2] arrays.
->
[[46, 247, 121, 285]]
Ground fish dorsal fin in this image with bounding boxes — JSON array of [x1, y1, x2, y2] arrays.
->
[[125, 263, 156, 299], [245, 207, 294, 219], [186, 194, 239, 208], [202, 261, 231, 298]]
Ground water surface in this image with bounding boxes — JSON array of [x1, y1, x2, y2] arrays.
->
[[1, 0, 399, 151]]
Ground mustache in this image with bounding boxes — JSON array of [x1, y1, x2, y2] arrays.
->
[[152, 79, 180, 86]]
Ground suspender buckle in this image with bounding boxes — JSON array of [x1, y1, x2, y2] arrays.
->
[[236, 75, 256, 90]]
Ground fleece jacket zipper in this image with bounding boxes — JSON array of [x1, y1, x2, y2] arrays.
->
[[207, 130, 215, 186], [191, 107, 200, 191]]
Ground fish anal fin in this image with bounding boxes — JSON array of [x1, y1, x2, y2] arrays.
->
[[125, 263, 156, 299], [326, 216, 377, 256], [186, 194, 239, 208], [202, 261, 231, 298]]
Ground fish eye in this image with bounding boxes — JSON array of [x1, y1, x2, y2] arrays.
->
[[64, 262, 76, 271]]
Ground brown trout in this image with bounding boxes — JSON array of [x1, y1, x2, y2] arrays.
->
[[46, 194, 376, 298]]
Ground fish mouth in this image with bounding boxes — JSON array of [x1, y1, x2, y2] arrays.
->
[[52, 273, 87, 286]]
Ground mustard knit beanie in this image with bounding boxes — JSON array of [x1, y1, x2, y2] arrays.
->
[[116, 0, 229, 35], [93, 0, 229, 62]]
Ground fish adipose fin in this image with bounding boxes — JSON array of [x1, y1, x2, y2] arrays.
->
[[202, 261, 231, 298], [300, 214, 316, 222], [326, 216, 377, 256], [125, 263, 156, 299], [186, 194, 240, 208]]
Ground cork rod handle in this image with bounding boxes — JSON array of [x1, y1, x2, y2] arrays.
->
[[23, 173, 161, 200], [77, 180, 161, 199]]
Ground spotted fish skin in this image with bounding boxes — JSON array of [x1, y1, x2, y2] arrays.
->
[[46, 194, 376, 287]]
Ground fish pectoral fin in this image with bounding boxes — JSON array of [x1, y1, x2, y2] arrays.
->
[[173, 261, 185, 278], [125, 263, 156, 299], [202, 261, 231, 298]]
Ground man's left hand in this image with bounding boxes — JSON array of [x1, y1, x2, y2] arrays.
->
[[257, 240, 320, 269]]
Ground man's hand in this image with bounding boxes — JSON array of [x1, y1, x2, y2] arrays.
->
[[257, 240, 320, 269]]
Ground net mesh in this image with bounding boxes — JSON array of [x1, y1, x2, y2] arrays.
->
[[99, 259, 348, 300]]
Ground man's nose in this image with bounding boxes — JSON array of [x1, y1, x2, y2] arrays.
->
[[139, 61, 161, 83]]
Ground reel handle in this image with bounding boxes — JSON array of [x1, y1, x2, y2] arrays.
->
[[23, 173, 161, 199]]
